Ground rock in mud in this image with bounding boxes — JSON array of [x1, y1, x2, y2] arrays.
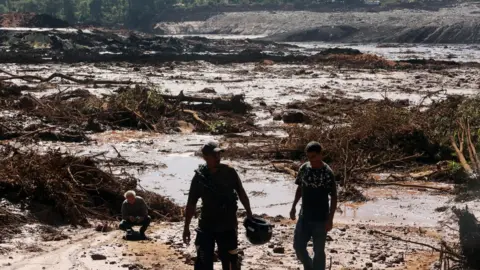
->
[[272, 110, 283, 121], [273, 247, 285, 254], [18, 96, 37, 109], [388, 254, 404, 264], [199, 87, 216, 94], [282, 109, 310, 124], [260, 59, 275, 65], [91, 254, 107, 260]]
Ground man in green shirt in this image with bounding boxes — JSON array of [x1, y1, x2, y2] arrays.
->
[[119, 190, 151, 239], [183, 141, 253, 270], [290, 141, 338, 270]]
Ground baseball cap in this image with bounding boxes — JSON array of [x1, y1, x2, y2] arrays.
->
[[201, 141, 224, 155]]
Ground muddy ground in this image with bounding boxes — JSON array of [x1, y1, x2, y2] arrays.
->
[[0, 30, 480, 270], [156, 3, 480, 44]]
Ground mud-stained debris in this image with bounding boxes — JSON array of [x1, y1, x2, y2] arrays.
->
[[0, 29, 298, 64], [0, 145, 182, 230], [0, 85, 254, 142], [0, 206, 25, 242], [39, 225, 70, 242], [339, 186, 368, 202], [224, 95, 480, 186]]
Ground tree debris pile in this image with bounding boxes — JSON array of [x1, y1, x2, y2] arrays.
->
[[453, 207, 480, 269], [224, 96, 480, 184], [0, 206, 26, 242], [0, 111, 88, 142], [0, 146, 182, 227], [0, 29, 297, 64], [308, 48, 467, 70], [309, 51, 398, 69], [1, 85, 253, 140]]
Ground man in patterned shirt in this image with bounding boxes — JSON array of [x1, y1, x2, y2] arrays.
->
[[290, 141, 338, 270]]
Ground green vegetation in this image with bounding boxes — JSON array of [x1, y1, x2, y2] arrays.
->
[[0, 0, 177, 28]]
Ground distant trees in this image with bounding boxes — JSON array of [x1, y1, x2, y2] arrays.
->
[[0, 0, 439, 29]]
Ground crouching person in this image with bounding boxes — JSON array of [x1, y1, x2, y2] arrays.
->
[[119, 190, 151, 239]]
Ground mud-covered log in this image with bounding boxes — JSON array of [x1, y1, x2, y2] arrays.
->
[[161, 91, 251, 114]]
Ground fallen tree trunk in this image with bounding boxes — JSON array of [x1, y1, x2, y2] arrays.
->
[[161, 91, 251, 114]]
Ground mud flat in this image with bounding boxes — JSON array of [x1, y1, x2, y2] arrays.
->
[[156, 3, 480, 44], [0, 30, 480, 270]]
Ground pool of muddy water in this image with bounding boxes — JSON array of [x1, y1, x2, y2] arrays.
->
[[139, 153, 297, 217], [139, 153, 450, 227]]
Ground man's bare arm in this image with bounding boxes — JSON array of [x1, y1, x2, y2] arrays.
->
[[328, 184, 338, 222], [184, 201, 196, 229], [292, 185, 302, 210], [237, 184, 253, 218], [184, 178, 199, 230]]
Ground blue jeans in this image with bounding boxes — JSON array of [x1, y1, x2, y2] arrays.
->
[[293, 217, 327, 270]]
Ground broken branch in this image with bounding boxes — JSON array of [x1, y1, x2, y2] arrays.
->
[[0, 72, 133, 85]]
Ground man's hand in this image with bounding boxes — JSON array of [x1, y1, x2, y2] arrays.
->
[[290, 207, 296, 220], [183, 227, 191, 245], [326, 219, 333, 232], [128, 216, 135, 222]]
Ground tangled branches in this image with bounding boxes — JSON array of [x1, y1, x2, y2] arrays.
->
[[0, 145, 182, 226], [223, 95, 480, 188], [1, 85, 253, 139]]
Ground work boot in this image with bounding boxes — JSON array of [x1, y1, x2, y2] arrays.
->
[[124, 229, 134, 240], [140, 228, 147, 240]]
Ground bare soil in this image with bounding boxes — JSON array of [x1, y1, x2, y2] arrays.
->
[[156, 3, 480, 44]]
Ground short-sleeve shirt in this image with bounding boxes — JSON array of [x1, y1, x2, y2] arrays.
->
[[187, 163, 241, 232], [295, 162, 336, 222]]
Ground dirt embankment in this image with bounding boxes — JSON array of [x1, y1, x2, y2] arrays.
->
[[155, 3, 480, 44]]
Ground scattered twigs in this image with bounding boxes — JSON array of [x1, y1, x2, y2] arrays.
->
[[0, 72, 133, 85], [465, 121, 480, 172], [353, 153, 423, 173], [370, 229, 463, 260], [365, 182, 452, 192], [417, 89, 446, 108], [183, 109, 212, 130], [271, 162, 297, 178]]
